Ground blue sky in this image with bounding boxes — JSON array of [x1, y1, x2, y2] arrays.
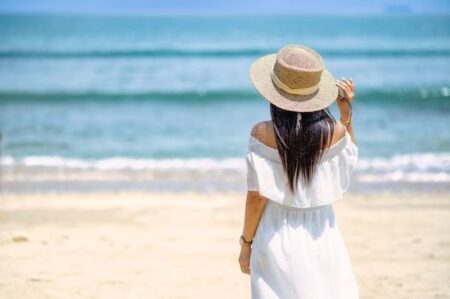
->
[[0, 0, 449, 14]]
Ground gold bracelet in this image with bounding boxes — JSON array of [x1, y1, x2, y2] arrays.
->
[[340, 118, 352, 126]]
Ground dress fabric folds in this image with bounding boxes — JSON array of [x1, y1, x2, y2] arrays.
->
[[245, 131, 359, 299]]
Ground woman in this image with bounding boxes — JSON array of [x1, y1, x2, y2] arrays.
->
[[238, 44, 358, 298]]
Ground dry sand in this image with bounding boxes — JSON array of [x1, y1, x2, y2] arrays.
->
[[0, 192, 449, 299]]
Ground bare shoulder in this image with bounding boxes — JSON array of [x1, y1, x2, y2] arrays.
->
[[251, 120, 347, 149], [330, 121, 347, 146], [250, 120, 271, 140], [250, 121, 278, 149]]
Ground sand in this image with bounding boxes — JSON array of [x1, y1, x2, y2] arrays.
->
[[0, 192, 449, 299]]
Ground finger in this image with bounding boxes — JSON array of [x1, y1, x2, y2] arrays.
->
[[336, 83, 351, 98], [240, 260, 250, 268], [342, 79, 354, 92], [336, 81, 349, 89], [343, 79, 354, 90], [336, 79, 347, 86], [349, 78, 355, 91], [336, 82, 350, 94], [344, 78, 355, 89], [336, 83, 345, 96], [341, 79, 352, 89]]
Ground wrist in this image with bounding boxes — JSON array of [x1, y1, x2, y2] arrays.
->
[[339, 111, 351, 120], [339, 116, 352, 127], [340, 116, 351, 122], [241, 244, 252, 251], [239, 235, 253, 247], [339, 110, 351, 118]]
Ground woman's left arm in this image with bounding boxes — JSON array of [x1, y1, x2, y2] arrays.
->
[[239, 191, 267, 275]]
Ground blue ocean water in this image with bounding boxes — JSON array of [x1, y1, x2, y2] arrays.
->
[[0, 14, 449, 190]]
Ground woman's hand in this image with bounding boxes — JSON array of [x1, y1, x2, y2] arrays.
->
[[239, 245, 251, 275], [336, 78, 355, 119]]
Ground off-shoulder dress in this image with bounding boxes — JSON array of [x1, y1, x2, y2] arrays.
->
[[245, 130, 359, 299]]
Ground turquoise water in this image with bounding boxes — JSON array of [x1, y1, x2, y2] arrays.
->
[[0, 14, 449, 189]]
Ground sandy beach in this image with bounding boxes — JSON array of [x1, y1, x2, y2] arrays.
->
[[0, 191, 448, 299]]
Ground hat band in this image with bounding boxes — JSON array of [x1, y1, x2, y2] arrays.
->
[[271, 68, 320, 96]]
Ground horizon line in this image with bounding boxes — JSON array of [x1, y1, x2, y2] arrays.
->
[[1, 10, 450, 17]]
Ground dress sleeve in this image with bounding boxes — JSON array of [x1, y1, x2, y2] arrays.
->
[[336, 138, 359, 193], [245, 152, 259, 191], [308, 133, 359, 205]]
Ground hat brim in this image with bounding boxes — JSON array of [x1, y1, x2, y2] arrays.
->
[[249, 53, 338, 112]]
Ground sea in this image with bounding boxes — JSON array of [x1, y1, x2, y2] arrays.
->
[[0, 14, 449, 193]]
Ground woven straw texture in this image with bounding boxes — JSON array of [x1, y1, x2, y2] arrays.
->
[[249, 45, 338, 112]]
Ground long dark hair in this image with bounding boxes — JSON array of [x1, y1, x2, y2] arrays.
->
[[270, 103, 337, 193]]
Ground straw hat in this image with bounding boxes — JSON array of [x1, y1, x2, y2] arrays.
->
[[249, 44, 338, 112]]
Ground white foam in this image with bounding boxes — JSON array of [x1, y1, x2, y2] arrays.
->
[[358, 171, 450, 183], [357, 153, 450, 172], [92, 157, 244, 170], [2, 153, 450, 183], [357, 153, 450, 183], [1, 156, 14, 166], [1, 156, 245, 171], [21, 156, 91, 168]]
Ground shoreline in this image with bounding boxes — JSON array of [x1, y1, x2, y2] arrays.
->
[[2, 167, 449, 194], [2, 151, 449, 194], [3, 180, 450, 194], [1, 191, 449, 298]]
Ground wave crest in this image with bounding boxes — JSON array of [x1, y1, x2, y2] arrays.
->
[[0, 87, 448, 103], [1, 48, 449, 59], [2, 153, 450, 183]]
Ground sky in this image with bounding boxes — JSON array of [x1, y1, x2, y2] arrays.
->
[[0, 0, 449, 15]]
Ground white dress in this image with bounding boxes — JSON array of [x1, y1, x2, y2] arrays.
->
[[245, 130, 359, 299]]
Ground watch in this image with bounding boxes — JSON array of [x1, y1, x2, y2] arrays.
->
[[239, 235, 253, 247]]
